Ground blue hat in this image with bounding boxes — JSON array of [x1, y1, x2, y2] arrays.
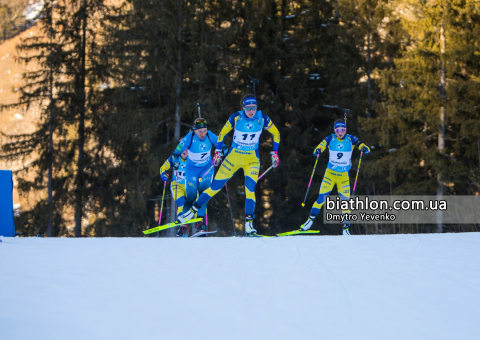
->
[[242, 97, 257, 107], [334, 121, 346, 129]]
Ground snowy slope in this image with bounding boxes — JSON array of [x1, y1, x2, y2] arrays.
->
[[1, 233, 479, 340]]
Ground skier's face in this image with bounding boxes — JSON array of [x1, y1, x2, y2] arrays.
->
[[335, 128, 346, 139], [194, 128, 208, 139], [244, 105, 257, 118]]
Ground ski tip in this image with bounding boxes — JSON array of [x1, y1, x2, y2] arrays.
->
[[301, 203, 305, 207]]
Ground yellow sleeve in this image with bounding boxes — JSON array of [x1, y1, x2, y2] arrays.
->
[[315, 140, 328, 153], [264, 122, 280, 151], [217, 120, 233, 146], [159, 158, 171, 175]]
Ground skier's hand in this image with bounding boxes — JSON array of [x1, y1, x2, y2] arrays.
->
[[359, 143, 370, 154], [213, 150, 223, 167], [271, 151, 280, 168], [313, 147, 322, 157], [161, 172, 169, 182], [172, 162, 180, 170]]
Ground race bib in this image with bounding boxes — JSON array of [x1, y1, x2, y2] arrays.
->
[[174, 170, 185, 181], [329, 150, 352, 167], [188, 150, 210, 163], [233, 129, 261, 147]]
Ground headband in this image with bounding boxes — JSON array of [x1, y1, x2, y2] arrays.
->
[[242, 97, 257, 107], [334, 121, 346, 129]]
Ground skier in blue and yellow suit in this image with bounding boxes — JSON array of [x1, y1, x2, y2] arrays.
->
[[299, 119, 370, 235], [177, 94, 281, 235], [172, 118, 228, 236], [159, 150, 189, 237]]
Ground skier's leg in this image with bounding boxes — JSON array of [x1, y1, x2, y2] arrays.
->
[[171, 181, 188, 237], [243, 152, 260, 234], [177, 185, 187, 218], [183, 166, 199, 214], [178, 153, 239, 223], [338, 172, 351, 235], [196, 164, 214, 218], [196, 153, 239, 208], [300, 169, 335, 230]]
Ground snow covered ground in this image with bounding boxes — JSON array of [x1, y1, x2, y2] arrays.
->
[[1, 233, 479, 340]]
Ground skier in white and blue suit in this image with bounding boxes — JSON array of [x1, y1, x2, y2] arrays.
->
[[173, 118, 228, 234]]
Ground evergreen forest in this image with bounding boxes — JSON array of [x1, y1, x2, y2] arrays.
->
[[2, 0, 480, 237]]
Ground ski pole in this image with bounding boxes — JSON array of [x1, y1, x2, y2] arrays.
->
[[302, 155, 320, 207], [158, 181, 167, 224], [155, 181, 167, 237], [258, 165, 273, 180], [352, 151, 364, 196], [199, 162, 214, 183], [174, 179, 178, 219], [225, 183, 236, 236], [205, 208, 208, 232]]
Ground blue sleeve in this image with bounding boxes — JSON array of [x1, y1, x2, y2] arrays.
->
[[208, 131, 218, 147], [221, 144, 229, 154], [173, 132, 192, 156], [324, 135, 333, 148], [262, 112, 271, 128], [349, 135, 361, 147], [228, 113, 238, 127]]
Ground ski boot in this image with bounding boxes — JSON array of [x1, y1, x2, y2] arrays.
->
[[194, 219, 207, 237], [245, 215, 257, 236], [177, 203, 200, 223], [343, 223, 351, 235], [175, 225, 188, 238], [299, 216, 314, 231]]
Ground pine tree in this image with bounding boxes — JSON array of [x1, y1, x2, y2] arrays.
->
[[1, 0, 73, 236], [363, 0, 480, 233]]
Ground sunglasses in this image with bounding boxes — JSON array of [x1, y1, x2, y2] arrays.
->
[[334, 128, 346, 133], [244, 106, 257, 112], [194, 118, 207, 125], [193, 118, 207, 130]]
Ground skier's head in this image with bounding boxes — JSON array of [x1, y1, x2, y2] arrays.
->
[[241, 94, 257, 118], [192, 118, 208, 139], [334, 119, 346, 139]]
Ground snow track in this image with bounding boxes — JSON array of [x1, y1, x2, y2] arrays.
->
[[1, 233, 479, 340]]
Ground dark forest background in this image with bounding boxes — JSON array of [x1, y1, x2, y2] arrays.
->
[[2, 0, 480, 237]]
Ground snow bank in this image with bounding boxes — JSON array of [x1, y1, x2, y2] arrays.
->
[[1, 233, 479, 340]]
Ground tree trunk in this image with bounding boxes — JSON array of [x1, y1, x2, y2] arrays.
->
[[47, 4, 54, 237], [75, 0, 87, 237], [366, 32, 372, 118], [165, 0, 183, 237], [436, 18, 446, 234]]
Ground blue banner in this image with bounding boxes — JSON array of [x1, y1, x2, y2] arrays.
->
[[0, 170, 15, 237]]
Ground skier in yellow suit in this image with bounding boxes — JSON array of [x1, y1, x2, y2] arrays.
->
[[159, 150, 189, 237], [176, 94, 281, 235], [298, 119, 370, 235]]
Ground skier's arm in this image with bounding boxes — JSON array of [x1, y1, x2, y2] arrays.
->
[[160, 155, 174, 181], [262, 115, 280, 151], [216, 115, 236, 150], [350, 135, 370, 153], [173, 133, 191, 156], [314, 135, 333, 156]]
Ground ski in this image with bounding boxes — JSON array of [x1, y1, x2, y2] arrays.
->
[[190, 230, 218, 238], [277, 230, 320, 236], [234, 233, 276, 238], [142, 217, 203, 235]]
